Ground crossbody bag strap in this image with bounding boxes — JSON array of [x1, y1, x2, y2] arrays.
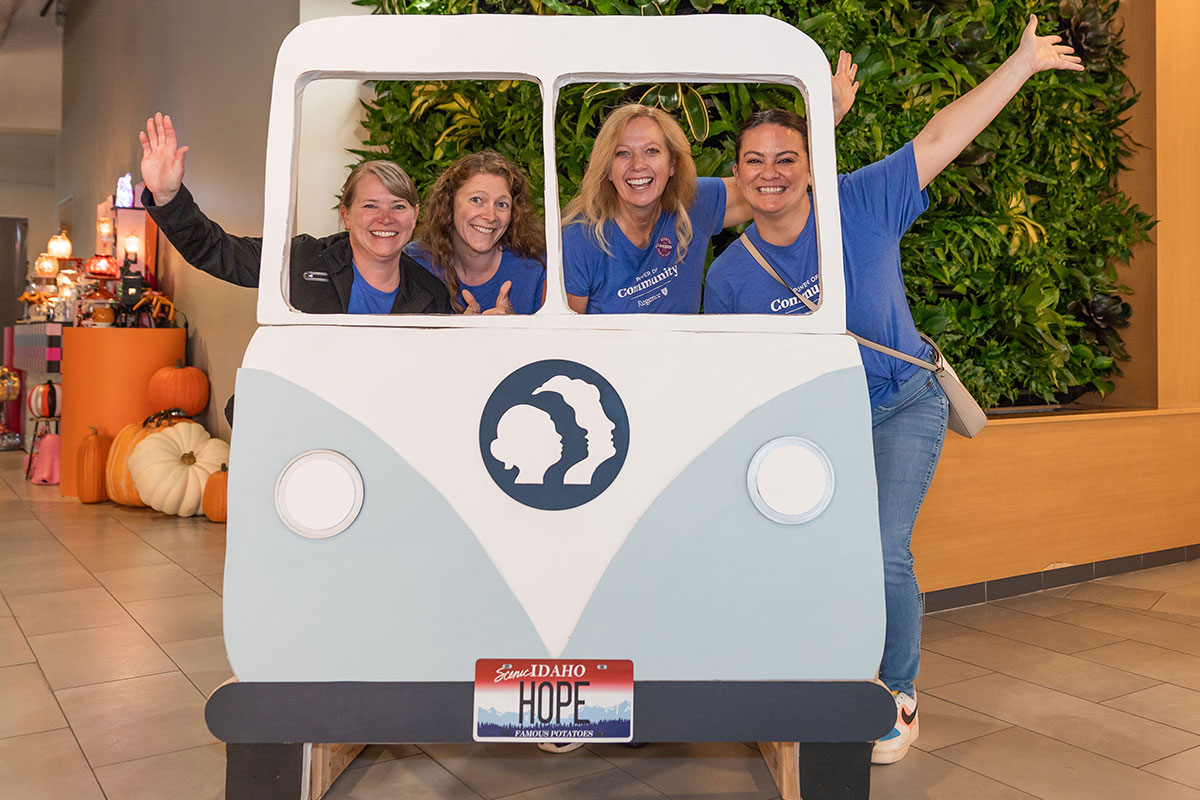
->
[[738, 232, 938, 374], [739, 233, 819, 313]]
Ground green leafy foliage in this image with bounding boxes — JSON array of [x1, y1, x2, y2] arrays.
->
[[352, 0, 1151, 406]]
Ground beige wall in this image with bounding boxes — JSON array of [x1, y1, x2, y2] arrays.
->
[[55, 0, 301, 438], [296, 1, 373, 234], [0, 180, 56, 273]]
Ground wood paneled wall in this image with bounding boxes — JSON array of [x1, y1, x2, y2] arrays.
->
[[914, 409, 1200, 592], [1155, 0, 1200, 407]]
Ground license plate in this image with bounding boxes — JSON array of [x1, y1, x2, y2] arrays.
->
[[473, 659, 633, 743]]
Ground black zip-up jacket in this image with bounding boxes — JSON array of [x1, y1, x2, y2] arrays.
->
[[142, 185, 451, 315]]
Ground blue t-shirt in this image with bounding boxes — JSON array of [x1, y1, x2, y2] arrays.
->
[[347, 264, 400, 314], [704, 141, 931, 408], [405, 244, 546, 314], [562, 177, 727, 314]]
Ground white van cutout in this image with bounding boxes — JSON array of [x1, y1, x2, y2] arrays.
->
[[226, 14, 883, 692]]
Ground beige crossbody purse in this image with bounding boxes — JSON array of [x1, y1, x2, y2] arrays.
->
[[738, 233, 987, 438]]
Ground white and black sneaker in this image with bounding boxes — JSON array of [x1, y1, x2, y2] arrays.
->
[[871, 691, 918, 765]]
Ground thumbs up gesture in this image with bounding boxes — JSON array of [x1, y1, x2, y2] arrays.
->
[[482, 281, 515, 315]]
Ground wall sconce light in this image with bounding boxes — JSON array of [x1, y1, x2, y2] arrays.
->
[[84, 254, 120, 279], [34, 253, 60, 278], [47, 231, 72, 260], [97, 217, 115, 243]]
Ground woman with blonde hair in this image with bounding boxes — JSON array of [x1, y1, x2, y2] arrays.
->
[[562, 55, 859, 315], [562, 103, 745, 315], [407, 150, 546, 314]]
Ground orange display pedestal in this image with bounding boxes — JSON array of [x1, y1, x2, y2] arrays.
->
[[59, 328, 186, 498]]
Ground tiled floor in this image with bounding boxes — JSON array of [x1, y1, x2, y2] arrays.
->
[[4, 450, 1200, 799]]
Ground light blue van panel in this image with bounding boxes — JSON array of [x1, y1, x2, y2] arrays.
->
[[563, 366, 884, 679], [224, 368, 547, 682], [225, 364, 882, 683]]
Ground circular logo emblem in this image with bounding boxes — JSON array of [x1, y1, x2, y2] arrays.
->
[[655, 236, 674, 258], [480, 359, 629, 510]]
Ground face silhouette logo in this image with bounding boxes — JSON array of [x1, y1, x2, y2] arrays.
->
[[480, 360, 630, 510]]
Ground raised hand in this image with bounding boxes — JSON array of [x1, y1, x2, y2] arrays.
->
[[139, 113, 189, 206], [481, 281, 516, 315], [913, 14, 1083, 190], [461, 288, 483, 315], [832, 50, 861, 125], [1017, 15, 1084, 76]]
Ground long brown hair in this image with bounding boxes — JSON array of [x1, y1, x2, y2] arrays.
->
[[415, 151, 545, 312], [562, 104, 698, 259]]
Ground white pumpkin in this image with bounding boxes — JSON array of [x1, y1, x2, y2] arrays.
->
[[127, 421, 230, 517]]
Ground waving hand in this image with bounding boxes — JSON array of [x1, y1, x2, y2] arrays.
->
[[139, 113, 189, 206]]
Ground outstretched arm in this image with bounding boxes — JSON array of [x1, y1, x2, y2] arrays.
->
[[913, 14, 1083, 189], [139, 112, 189, 206], [139, 112, 263, 288]]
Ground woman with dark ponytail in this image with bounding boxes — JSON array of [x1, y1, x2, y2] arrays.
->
[[705, 16, 1083, 764]]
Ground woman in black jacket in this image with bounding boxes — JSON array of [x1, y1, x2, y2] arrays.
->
[[139, 112, 450, 315]]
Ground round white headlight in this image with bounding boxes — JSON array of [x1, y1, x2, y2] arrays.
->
[[747, 437, 834, 525], [274, 450, 364, 539]]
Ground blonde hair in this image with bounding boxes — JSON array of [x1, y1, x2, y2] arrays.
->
[[562, 105, 698, 259], [340, 160, 419, 210]]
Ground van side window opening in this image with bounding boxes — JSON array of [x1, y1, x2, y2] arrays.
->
[[553, 80, 823, 317], [289, 77, 825, 320], [290, 78, 546, 317]]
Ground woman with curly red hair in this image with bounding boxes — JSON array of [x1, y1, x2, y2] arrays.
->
[[407, 150, 546, 314]]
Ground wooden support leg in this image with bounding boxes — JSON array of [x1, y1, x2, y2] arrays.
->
[[225, 743, 305, 800], [798, 742, 872, 800], [758, 742, 800, 800]]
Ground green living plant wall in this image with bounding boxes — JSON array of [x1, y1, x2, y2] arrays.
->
[[351, 0, 1151, 408]]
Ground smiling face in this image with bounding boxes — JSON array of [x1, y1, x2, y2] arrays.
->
[[608, 116, 676, 217], [733, 123, 813, 222], [452, 173, 513, 256], [339, 173, 418, 268]]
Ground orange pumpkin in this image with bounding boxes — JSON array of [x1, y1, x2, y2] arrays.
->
[[77, 426, 111, 504], [105, 409, 192, 506], [147, 360, 210, 416], [202, 463, 229, 523]]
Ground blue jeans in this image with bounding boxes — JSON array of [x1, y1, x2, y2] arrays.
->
[[871, 369, 948, 698]]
